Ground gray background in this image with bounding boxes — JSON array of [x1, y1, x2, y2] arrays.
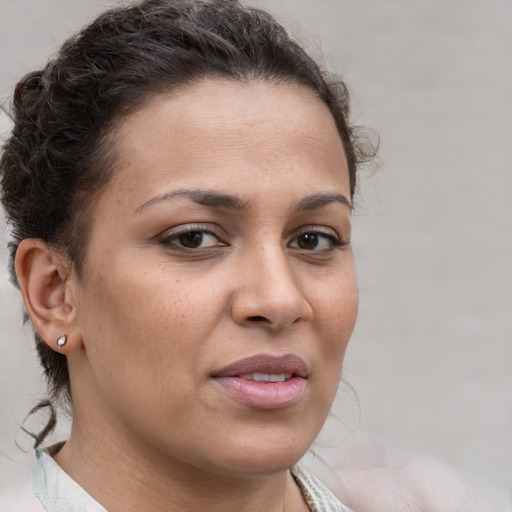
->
[[1, 0, 511, 497]]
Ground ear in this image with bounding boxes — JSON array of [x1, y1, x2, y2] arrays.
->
[[15, 238, 82, 354]]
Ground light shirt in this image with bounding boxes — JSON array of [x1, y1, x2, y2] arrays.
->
[[31, 446, 352, 512]]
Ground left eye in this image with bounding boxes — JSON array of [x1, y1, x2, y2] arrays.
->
[[161, 230, 224, 249], [289, 231, 339, 251]]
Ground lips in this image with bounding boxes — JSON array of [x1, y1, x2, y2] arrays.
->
[[212, 354, 308, 410], [214, 354, 308, 378]]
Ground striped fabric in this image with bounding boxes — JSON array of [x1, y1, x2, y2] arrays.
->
[[291, 464, 352, 512], [33, 446, 352, 511], [33, 447, 107, 511]]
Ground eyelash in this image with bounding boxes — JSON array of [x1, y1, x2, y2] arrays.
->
[[158, 224, 226, 251], [158, 225, 344, 253], [289, 229, 343, 252]]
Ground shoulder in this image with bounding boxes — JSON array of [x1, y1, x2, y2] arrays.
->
[[333, 455, 512, 512], [304, 434, 512, 512], [0, 482, 45, 512]]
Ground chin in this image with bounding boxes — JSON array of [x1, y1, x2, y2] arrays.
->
[[202, 429, 314, 477], [213, 452, 305, 478]]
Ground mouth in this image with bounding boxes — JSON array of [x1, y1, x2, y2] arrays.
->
[[212, 354, 308, 410], [214, 354, 308, 378], [239, 372, 293, 382]]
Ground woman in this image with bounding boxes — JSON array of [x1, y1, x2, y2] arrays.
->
[[0, 0, 373, 510]]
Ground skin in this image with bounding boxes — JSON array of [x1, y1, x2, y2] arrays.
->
[[16, 79, 358, 512]]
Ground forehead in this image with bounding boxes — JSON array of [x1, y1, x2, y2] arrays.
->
[[104, 79, 349, 207]]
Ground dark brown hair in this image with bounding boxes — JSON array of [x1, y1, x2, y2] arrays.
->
[[1, 0, 373, 444]]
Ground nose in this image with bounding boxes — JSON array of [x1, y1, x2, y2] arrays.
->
[[230, 246, 313, 331]]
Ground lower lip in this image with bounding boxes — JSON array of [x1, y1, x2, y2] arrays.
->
[[214, 376, 307, 410]]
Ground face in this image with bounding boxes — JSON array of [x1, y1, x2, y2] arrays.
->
[[69, 79, 358, 477]]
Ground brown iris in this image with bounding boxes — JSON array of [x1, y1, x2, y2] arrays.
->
[[296, 233, 318, 250], [178, 231, 204, 248]]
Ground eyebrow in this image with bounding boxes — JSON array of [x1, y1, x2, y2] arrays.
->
[[295, 193, 352, 211], [134, 189, 248, 214], [134, 189, 351, 214]]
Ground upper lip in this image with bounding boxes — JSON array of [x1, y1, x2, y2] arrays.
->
[[213, 354, 308, 378]]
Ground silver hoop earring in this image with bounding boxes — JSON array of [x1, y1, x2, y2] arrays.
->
[[56, 334, 68, 353]]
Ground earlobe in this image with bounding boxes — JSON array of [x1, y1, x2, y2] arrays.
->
[[15, 238, 82, 354]]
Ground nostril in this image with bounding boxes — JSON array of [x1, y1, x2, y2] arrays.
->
[[248, 315, 268, 322]]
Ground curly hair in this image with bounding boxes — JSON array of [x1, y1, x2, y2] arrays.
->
[[1, 0, 373, 444]]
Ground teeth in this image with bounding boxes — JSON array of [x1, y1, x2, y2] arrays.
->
[[240, 373, 292, 382]]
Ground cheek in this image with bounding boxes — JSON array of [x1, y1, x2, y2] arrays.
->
[[313, 268, 358, 340], [74, 268, 220, 426], [302, 270, 357, 433], [309, 266, 358, 387], [78, 262, 228, 372]]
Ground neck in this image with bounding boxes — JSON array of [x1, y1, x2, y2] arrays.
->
[[54, 416, 307, 512]]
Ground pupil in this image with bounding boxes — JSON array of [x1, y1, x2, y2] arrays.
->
[[299, 233, 317, 249], [179, 231, 203, 248]]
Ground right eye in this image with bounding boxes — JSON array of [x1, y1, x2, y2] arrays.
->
[[159, 226, 227, 250]]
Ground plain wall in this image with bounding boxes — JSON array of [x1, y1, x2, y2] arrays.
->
[[1, 0, 511, 496]]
